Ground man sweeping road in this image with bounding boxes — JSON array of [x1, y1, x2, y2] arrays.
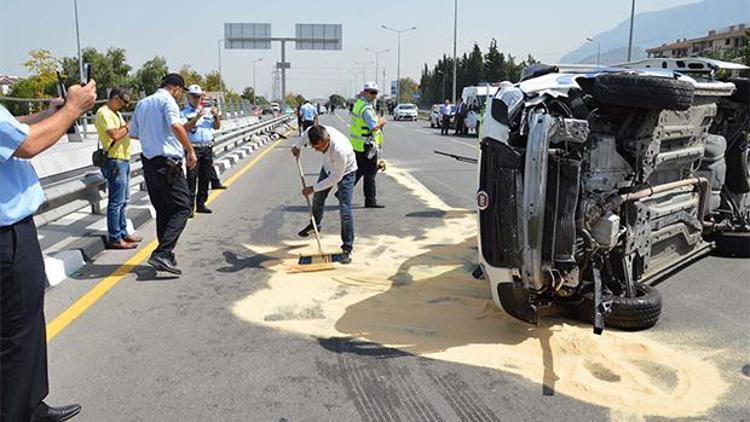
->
[[292, 125, 357, 264]]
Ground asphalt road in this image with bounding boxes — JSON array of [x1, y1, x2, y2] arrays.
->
[[44, 111, 749, 421]]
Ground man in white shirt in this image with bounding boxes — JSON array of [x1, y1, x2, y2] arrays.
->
[[291, 125, 357, 263]]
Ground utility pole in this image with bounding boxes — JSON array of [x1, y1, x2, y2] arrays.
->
[[252, 58, 263, 105], [627, 0, 636, 62], [586, 37, 601, 66], [73, 0, 84, 81], [382, 25, 416, 105], [452, 0, 458, 103]]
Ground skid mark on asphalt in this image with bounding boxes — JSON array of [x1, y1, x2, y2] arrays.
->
[[232, 164, 728, 419]]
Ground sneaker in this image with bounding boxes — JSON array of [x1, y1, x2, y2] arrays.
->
[[195, 206, 213, 214], [364, 202, 385, 209], [340, 252, 352, 265], [297, 223, 317, 238], [212, 184, 228, 190]]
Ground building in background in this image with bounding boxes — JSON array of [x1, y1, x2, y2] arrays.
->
[[0, 75, 20, 95], [646, 24, 749, 60]]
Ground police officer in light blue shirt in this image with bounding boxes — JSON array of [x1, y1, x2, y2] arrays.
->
[[0, 81, 96, 422], [299, 99, 318, 132], [128, 73, 196, 275], [181, 84, 221, 215]]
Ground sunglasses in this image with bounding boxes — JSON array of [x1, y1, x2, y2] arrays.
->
[[365, 90, 378, 95], [117, 95, 130, 106]]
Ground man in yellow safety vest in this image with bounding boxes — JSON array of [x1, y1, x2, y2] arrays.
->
[[349, 82, 387, 208]]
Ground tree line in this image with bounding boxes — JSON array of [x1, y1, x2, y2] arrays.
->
[[1, 48, 269, 115], [418, 39, 537, 106]]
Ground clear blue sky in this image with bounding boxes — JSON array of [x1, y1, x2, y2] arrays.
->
[[1, 0, 700, 98]]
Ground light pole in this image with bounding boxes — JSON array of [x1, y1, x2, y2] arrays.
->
[[381, 25, 416, 106], [252, 58, 263, 104], [366, 48, 389, 115], [73, 0, 84, 81], [436, 69, 446, 102], [586, 37, 601, 66], [627, 0, 636, 62], [452, 0, 458, 103], [217, 39, 225, 92], [354, 61, 372, 86]]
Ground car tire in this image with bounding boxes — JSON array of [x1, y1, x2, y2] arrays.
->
[[579, 74, 695, 111], [713, 231, 750, 257], [726, 132, 750, 194], [728, 78, 750, 106], [574, 283, 662, 331]]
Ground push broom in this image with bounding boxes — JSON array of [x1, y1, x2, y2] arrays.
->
[[295, 155, 343, 269]]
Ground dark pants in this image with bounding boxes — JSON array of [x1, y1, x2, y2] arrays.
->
[[142, 155, 192, 259], [1, 216, 49, 422], [207, 145, 222, 188], [311, 169, 356, 253], [455, 113, 465, 135], [354, 149, 378, 206], [187, 146, 212, 210], [301, 120, 315, 133], [441, 115, 451, 135]]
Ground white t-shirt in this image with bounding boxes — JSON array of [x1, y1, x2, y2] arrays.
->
[[297, 125, 358, 192]]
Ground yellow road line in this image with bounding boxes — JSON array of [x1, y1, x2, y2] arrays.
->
[[46, 136, 286, 342]]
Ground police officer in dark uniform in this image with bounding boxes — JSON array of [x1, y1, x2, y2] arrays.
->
[[1, 81, 96, 422]]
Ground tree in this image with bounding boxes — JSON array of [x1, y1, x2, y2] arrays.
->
[[134, 56, 168, 96], [398, 77, 419, 103], [255, 96, 270, 107], [329, 94, 346, 107], [484, 39, 506, 83], [204, 70, 224, 92], [465, 43, 485, 86], [285, 93, 306, 109], [61, 47, 132, 98], [241, 86, 256, 103], [179, 65, 204, 88], [22, 49, 59, 99]]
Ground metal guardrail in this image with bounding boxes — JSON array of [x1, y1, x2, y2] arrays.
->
[[34, 114, 294, 226]]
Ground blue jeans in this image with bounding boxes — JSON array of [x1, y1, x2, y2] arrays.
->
[[101, 159, 130, 242], [312, 169, 355, 253]]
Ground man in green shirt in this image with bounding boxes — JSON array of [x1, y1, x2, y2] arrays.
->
[[95, 88, 142, 249]]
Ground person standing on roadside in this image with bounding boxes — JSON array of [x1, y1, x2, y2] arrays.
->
[[95, 88, 143, 249], [299, 100, 318, 133], [1, 81, 97, 422], [440, 99, 452, 136], [128, 73, 197, 275], [350, 82, 386, 208], [454, 97, 466, 136], [181, 85, 220, 217]]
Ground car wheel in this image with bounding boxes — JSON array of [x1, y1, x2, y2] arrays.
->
[[713, 231, 750, 257], [574, 283, 662, 331], [579, 74, 695, 111], [726, 132, 750, 194]]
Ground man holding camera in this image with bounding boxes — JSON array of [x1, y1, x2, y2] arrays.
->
[[181, 85, 220, 216], [95, 88, 143, 249], [129, 73, 197, 275], [1, 81, 96, 422]]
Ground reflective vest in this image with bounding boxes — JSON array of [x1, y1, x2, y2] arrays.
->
[[349, 98, 383, 152]]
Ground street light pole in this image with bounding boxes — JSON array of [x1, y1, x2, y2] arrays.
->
[[627, 0, 636, 62], [73, 0, 84, 81], [382, 25, 416, 106], [586, 37, 601, 66], [452, 0, 458, 103], [252, 58, 263, 105], [366, 48, 389, 115]]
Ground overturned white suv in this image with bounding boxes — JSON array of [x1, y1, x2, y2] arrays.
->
[[476, 58, 750, 334]]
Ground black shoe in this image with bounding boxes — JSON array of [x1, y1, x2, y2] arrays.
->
[[365, 203, 385, 209], [31, 402, 82, 422], [212, 184, 228, 190], [340, 252, 352, 265], [297, 223, 316, 238], [195, 206, 213, 214], [148, 254, 182, 275], [189, 211, 195, 219]]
